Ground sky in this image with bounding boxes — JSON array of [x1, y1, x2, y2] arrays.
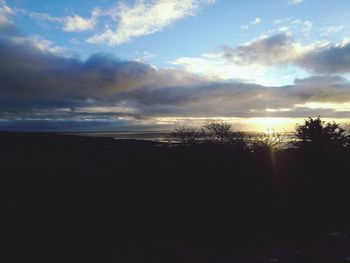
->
[[1, 0, 350, 132]]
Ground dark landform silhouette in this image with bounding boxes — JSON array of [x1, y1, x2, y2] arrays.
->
[[3, 117, 350, 262]]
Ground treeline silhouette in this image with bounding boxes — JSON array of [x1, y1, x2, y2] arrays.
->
[[3, 117, 350, 262], [168, 117, 350, 150]]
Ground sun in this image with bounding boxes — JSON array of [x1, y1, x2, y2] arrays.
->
[[246, 118, 299, 132]]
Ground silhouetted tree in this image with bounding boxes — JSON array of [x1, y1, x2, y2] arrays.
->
[[294, 117, 348, 149]]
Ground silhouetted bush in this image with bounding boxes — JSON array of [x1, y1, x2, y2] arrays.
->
[[203, 122, 232, 143], [250, 130, 291, 152], [167, 127, 203, 145], [168, 122, 247, 149]]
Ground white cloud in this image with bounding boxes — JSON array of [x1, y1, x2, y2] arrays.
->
[[10, 35, 68, 56], [26, 8, 100, 32], [29, 36, 67, 54], [267, 18, 314, 37], [170, 33, 334, 85], [252, 17, 261, 24], [321, 25, 344, 37], [170, 52, 293, 86], [339, 37, 350, 47], [63, 7, 100, 32], [87, 0, 215, 45], [28, 11, 63, 23], [63, 15, 96, 32], [290, 19, 313, 32], [173, 56, 270, 84], [240, 17, 261, 31], [288, 0, 304, 5], [278, 26, 290, 33], [133, 51, 156, 62], [0, 0, 15, 25]]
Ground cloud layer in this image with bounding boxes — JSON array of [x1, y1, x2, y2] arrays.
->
[[2, 0, 350, 131], [172, 32, 350, 86], [2, 25, 350, 131]]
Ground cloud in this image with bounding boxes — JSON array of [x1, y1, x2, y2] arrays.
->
[[171, 33, 315, 85], [0, 0, 15, 25], [26, 8, 100, 32], [173, 32, 350, 80], [290, 19, 312, 32], [23, 1, 214, 41], [224, 33, 302, 65], [62, 16, 96, 32], [0, 42, 154, 104], [87, 0, 214, 45], [0, 30, 205, 110], [170, 53, 276, 85], [253, 17, 261, 24], [240, 17, 261, 31], [133, 51, 156, 62], [27, 11, 63, 24], [222, 30, 350, 75], [8, 35, 68, 55], [289, 75, 350, 103], [296, 40, 350, 74], [272, 18, 313, 35], [110, 75, 350, 119], [62, 8, 100, 32], [320, 25, 344, 37], [2, 27, 350, 130], [288, 0, 304, 5]]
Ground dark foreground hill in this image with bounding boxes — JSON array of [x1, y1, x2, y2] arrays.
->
[[2, 132, 350, 262]]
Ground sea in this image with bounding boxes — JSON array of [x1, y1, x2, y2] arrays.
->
[[66, 131, 295, 148], [68, 131, 171, 141]]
